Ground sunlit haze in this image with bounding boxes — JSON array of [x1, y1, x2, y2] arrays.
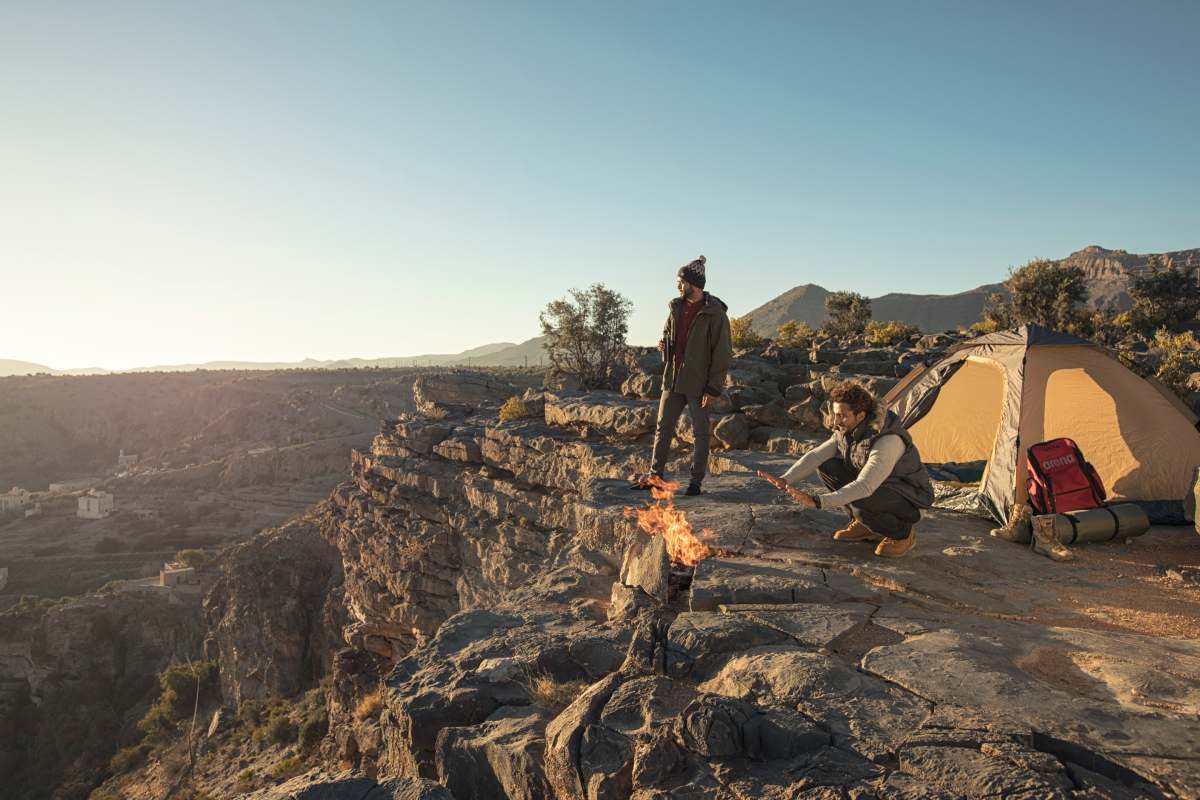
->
[[3, 1, 1198, 370]]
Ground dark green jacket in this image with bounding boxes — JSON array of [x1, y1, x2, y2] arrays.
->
[[660, 293, 733, 398]]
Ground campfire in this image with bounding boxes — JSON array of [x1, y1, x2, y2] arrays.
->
[[624, 476, 714, 567]]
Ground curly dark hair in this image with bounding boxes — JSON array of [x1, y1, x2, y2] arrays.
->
[[829, 380, 875, 418]]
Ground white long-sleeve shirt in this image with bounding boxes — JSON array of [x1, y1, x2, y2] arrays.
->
[[780, 434, 906, 509]]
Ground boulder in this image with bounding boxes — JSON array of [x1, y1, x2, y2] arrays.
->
[[620, 372, 662, 400], [809, 347, 847, 365], [618, 534, 669, 604], [784, 383, 813, 403], [435, 706, 553, 800], [727, 385, 778, 410], [676, 695, 756, 757], [741, 402, 791, 429], [713, 413, 751, 450], [544, 393, 656, 437]]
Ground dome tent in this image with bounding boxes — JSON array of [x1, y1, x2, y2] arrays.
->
[[883, 324, 1200, 524]]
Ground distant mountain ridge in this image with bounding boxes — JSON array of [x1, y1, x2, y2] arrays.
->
[[744, 245, 1200, 334], [0, 338, 550, 377]]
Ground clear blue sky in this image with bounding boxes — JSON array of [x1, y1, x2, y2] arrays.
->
[[3, 1, 1198, 370]]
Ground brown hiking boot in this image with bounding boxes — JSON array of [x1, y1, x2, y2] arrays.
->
[[874, 529, 917, 558], [990, 503, 1032, 544], [832, 518, 878, 542], [1031, 514, 1074, 562]]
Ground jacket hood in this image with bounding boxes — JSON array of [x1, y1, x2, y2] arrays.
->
[[669, 292, 728, 313]]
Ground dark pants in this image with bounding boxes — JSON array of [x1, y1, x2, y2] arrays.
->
[[817, 458, 920, 538], [650, 392, 710, 483]]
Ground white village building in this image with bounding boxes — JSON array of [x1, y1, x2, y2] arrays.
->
[[77, 490, 115, 519], [0, 488, 30, 513]]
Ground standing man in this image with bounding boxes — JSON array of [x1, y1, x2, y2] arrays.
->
[[761, 381, 933, 557], [632, 255, 732, 496]]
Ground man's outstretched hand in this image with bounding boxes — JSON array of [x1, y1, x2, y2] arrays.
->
[[701, 394, 714, 409], [756, 470, 818, 509]]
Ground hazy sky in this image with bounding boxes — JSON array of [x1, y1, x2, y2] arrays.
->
[[3, 1, 1198, 370]]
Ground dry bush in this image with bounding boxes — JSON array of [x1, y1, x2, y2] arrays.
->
[[864, 320, 918, 346], [354, 688, 384, 721], [730, 316, 764, 349], [499, 396, 530, 422], [524, 672, 589, 712]]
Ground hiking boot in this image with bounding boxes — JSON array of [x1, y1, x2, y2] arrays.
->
[[874, 529, 917, 558], [832, 518, 878, 542], [684, 481, 702, 497], [990, 503, 1032, 543], [1031, 514, 1074, 562], [629, 473, 664, 491]]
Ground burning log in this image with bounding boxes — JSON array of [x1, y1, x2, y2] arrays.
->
[[623, 476, 715, 567]]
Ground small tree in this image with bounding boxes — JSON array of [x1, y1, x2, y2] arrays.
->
[[972, 291, 1015, 334], [539, 283, 633, 390], [729, 316, 764, 349], [1128, 256, 1200, 334], [773, 320, 813, 348], [1150, 329, 1200, 398], [824, 291, 872, 337], [1005, 259, 1088, 331]]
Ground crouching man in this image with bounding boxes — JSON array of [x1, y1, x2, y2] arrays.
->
[[770, 381, 934, 557]]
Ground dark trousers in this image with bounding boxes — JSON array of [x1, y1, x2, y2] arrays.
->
[[650, 392, 710, 483], [817, 457, 920, 538]]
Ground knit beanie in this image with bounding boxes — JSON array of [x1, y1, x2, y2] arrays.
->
[[678, 255, 706, 289]]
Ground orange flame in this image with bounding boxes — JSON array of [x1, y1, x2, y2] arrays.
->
[[624, 476, 714, 567]]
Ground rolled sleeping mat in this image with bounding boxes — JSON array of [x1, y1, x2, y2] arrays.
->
[[1046, 503, 1151, 545]]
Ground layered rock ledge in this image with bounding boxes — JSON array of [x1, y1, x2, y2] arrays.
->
[[269, 359, 1200, 800]]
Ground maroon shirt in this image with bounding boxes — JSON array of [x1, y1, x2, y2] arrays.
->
[[673, 298, 704, 373]]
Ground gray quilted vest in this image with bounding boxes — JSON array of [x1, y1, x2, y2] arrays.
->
[[835, 409, 934, 509]]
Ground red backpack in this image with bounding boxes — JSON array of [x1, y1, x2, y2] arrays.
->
[[1025, 438, 1107, 514]]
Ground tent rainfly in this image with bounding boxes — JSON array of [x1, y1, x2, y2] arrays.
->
[[884, 324, 1200, 524]]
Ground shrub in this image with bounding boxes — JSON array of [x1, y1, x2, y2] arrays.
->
[[1150, 329, 1200, 396], [974, 290, 1016, 333], [823, 292, 872, 337], [523, 672, 589, 712], [774, 320, 813, 348], [1004, 259, 1088, 331], [298, 686, 328, 749], [730, 316, 764, 349], [109, 743, 152, 774], [969, 318, 1004, 335], [137, 660, 219, 742], [354, 688, 384, 721], [174, 548, 211, 569], [1128, 256, 1200, 334], [271, 756, 306, 781], [539, 283, 633, 389], [499, 397, 531, 422], [299, 714, 328, 749], [235, 770, 257, 793], [264, 712, 298, 745], [864, 320, 918, 346]]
